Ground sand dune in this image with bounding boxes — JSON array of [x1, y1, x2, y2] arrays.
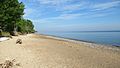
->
[[0, 34, 120, 68]]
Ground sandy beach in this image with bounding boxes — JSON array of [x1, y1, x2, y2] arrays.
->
[[0, 34, 120, 68]]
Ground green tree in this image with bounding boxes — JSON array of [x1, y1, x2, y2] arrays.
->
[[0, 0, 35, 36], [0, 0, 7, 32], [17, 19, 35, 34], [0, 0, 24, 35]]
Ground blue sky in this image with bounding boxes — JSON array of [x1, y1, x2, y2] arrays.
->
[[19, 0, 120, 32]]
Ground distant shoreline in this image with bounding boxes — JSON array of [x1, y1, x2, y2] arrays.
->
[[39, 30, 120, 33], [36, 32, 120, 45], [36, 31, 120, 46], [35, 33, 120, 51], [68, 30, 120, 32]]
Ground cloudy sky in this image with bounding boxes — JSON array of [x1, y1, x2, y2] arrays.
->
[[19, 0, 120, 32]]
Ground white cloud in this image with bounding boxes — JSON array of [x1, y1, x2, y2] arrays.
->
[[37, 0, 87, 13], [31, 13, 84, 23], [21, 0, 120, 21], [23, 8, 35, 18], [37, 0, 70, 5], [36, 0, 120, 20], [56, 13, 83, 19], [85, 12, 112, 18], [46, 13, 84, 20], [92, 1, 120, 11], [32, 19, 50, 23], [63, 4, 83, 11], [59, 2, 88, 13]]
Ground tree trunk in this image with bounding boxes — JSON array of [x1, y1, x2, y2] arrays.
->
[[10, 22, 18, 36], [13, 23, 18, 36], [0, 29, 2, 36]]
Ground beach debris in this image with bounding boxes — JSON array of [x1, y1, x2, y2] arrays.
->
[[16, 39, 22, 44], [0, 37, 9, 42], [0, 59, 21, 68]]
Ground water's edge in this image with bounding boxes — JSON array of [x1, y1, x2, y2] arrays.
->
[[36, 33, 120, 51]]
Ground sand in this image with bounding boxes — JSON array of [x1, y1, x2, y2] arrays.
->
[[0, 34, 120, 68]]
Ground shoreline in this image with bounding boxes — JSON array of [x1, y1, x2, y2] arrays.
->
[[0, 33, 120, 68], [35, 33, 120, 51], [36, 33, 120, 46]]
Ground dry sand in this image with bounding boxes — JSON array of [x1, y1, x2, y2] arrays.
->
[[0, 34, 120, 68]]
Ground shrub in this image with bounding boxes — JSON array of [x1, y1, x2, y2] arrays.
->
[[0, 32, 11, 37]]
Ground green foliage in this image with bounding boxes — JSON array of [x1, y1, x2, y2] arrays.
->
[[0, 0, 24, 32], [0, 32, 11, 37], [0, 0, 35, 36], [17, 19, 35, 34]]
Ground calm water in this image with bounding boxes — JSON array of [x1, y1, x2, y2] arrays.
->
[[38, 31, 120, 46]]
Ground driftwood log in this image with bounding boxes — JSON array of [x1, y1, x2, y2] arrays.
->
[[16, 39, 22, 44]]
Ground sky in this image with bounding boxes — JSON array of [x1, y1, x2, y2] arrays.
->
[[19, 0, 120, 32]]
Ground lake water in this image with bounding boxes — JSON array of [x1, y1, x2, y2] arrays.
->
[[38, 31, 120, 46]]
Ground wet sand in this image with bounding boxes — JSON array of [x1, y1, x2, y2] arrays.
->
[[0, 34, 120, 68]]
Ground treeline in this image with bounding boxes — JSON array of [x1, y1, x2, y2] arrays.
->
[[0, 0, 35, 36]]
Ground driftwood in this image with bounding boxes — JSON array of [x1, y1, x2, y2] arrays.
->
[[0, 59, 21, 68], [16, 39, 22, 44]]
